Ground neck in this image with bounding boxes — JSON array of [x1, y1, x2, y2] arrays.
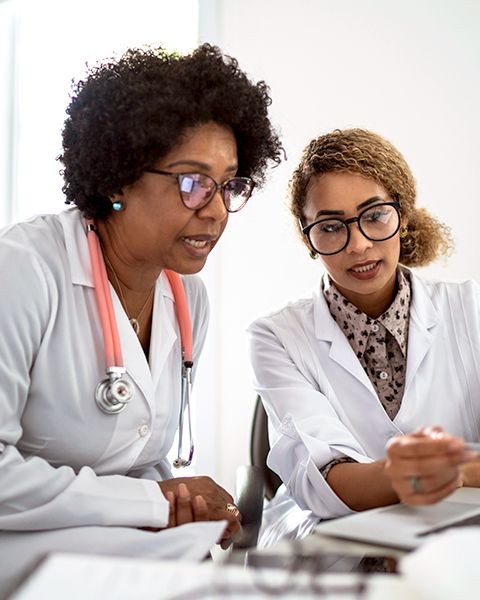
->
[[335, 272, 398, 319], [96, 218, 161, 293]]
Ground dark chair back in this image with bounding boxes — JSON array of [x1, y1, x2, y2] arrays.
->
[[233, 395, 283, 549], [250, 395, 282, 501]]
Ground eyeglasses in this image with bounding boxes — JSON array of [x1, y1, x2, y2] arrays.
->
[[145, 169, 255, 213], [301, 202, 401, 256]]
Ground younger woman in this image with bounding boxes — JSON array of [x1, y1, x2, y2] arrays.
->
[[248, 128, 480, 545]]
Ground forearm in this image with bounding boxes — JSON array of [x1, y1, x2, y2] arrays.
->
[[326, 460, 399, 511]]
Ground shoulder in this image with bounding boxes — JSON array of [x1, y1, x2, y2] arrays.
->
[[0, 214, 67, 282], [0, 213, 66, 269], [410, 270, 480, 308], [0, 215, 68, 321], [248, 287, 318, 336]]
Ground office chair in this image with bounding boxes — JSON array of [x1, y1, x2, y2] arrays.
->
[[233, 396, 282, 549]]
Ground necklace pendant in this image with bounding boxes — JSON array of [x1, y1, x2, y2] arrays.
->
[[129, 318, 140, 335]]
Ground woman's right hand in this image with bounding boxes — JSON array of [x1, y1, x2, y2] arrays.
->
[[384, 427, 475, 505]]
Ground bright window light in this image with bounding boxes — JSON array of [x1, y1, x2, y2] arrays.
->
[[11, 0, 199, 221]]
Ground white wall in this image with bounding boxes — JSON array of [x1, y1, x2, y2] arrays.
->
[[195, 0, 480, 494], [2, 0, 479, 498]]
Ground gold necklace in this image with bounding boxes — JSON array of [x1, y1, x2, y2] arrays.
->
[[103, 253, 154, 336]]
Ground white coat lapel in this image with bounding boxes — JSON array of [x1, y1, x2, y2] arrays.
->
[[313, 287, 376, 395], [110, 288, 154, 407], [149, 272, 177, 391], [404, 273, 440, 395]]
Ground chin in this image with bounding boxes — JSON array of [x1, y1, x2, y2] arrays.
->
[[166, 258, 208, 276]]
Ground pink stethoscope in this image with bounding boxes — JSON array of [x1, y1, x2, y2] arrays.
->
[[85, 219, 194, 468]]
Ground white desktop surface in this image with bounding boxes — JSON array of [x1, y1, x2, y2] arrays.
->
[[8, 552, 417, 600]]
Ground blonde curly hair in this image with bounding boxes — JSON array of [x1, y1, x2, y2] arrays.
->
[[290, 128, 453, 267]]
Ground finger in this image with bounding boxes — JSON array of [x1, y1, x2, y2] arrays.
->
[[192, 495, 209, 522], [189, 476, 233, 505], [176, 482, 194, 525], [387, 435, 465, 459], [411, 425, 447, 437], [385, 450, 474, 479], [166, 491, 176, 529], [401, 468, 460, 496], [422, 425, 448, 438], [222, 506, 242, 535], [402, 473, 462, 506]]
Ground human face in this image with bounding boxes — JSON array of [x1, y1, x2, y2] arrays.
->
[[107, 122, 236, 277], [303, 171, 402, 317]]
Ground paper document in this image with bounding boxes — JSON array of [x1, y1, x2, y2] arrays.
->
[[315, 487, 480, 550]]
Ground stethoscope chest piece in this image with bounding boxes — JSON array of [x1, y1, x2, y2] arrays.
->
[[95, 369, 134, 415]]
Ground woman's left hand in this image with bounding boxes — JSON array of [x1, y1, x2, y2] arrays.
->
[[384, 426, 476, 505], [158, 476, 242, 544]]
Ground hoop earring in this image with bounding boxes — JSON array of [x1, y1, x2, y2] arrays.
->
[[112, 201, 124, 212], [399, 227, 409, 239], [309, 249, 319, 260]]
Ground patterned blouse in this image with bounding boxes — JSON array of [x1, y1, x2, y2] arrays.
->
[[319, 268, 412, 477]]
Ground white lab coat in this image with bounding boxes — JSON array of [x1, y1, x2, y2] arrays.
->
[[247, 270, 480, 545], [0, 208, 217, 594]]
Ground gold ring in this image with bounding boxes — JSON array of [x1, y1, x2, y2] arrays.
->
[[410, 476, 423, 494], [226, 503, 240, 517]]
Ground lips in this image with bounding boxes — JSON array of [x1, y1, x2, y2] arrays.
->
[[349, 260, 379, 273], [183, 238, 209, 249], [181, 234, 218, 257]]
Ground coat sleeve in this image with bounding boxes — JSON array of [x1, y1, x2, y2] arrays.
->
[[247, 313, 372, 520], [0, 240, 169, 531]]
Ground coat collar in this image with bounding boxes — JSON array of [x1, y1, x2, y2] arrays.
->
[[312, 267, 441, 397], [313, 267, 439, 340]]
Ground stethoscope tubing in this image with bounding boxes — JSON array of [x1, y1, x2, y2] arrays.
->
[[164, 270, 193, 365], [86, 220, 124, 368], [86, 218, 195, 465]]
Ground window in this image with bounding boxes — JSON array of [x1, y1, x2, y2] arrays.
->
[[1, 0, 199, 224]]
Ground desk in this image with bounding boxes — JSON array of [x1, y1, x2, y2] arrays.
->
[[9, 518, 480, 599], [8, 552, 417, 599]]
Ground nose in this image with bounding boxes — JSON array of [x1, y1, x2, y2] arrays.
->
[[197, 189, 228, 222], [345, 222, 373, 254]]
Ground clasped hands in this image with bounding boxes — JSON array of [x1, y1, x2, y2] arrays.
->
[[385, 426, 480, 505], [153, 476, 242, 547]]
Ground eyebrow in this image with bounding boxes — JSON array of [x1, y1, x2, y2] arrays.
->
[[312, 196, 386, 220], [165, 159, 238, 173]]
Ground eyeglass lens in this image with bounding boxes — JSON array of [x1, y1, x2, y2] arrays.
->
[[309, 204, 400, 255], [178, 173, 252, 212]]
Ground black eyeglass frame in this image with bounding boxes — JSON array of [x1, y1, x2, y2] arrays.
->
[[145, 168, 255, 213], [300, 201, 402, 256]]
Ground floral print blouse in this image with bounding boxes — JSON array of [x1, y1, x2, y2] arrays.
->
[[319, 268, 411, 477]]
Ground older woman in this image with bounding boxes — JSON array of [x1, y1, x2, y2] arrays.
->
[[248, 128, 480, 546], [0, 44, 281, 591]]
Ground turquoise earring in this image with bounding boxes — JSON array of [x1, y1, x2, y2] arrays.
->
[[112, 201, 124, 211]]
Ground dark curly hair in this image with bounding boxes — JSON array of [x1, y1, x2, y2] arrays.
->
[[59, 44, 283, 218], [290, 128, 453, 267]]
